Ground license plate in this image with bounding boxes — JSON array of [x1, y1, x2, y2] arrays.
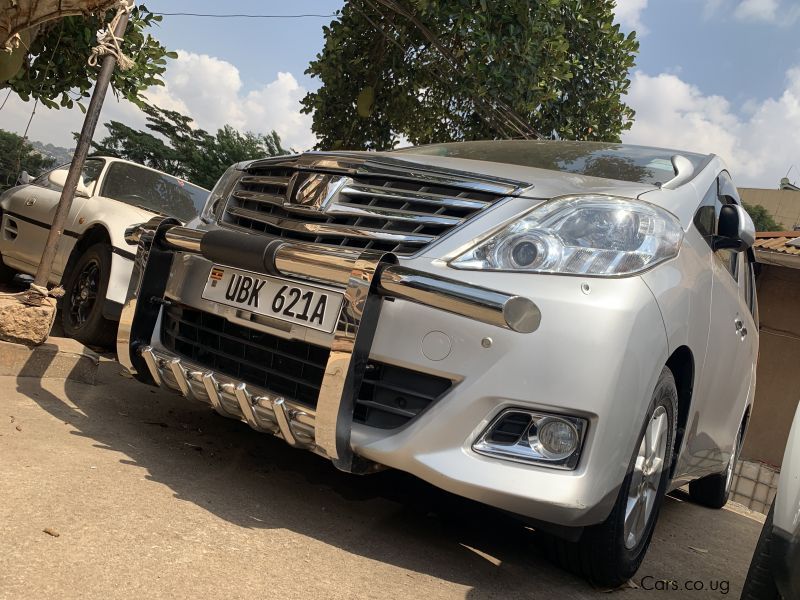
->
[[202, 265, 344, 333]]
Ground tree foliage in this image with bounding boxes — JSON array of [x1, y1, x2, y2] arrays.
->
[[743, 202, 781, 232], [302, 0, 639, 150], [5, 5, 175, 110], [91, 105, 289, 189], [0, 129, 56, 191]]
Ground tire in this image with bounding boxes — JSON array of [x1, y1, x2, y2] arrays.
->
[[741, 504, 781, 600], [543, 367, 678, 588], [0, 254, 16, 284], [61, 243, 116, 349], [688, 418, 745, 509], [0, 211, 17, 284]]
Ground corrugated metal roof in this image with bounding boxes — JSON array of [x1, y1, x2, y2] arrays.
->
[[754, 232, 800, 256]]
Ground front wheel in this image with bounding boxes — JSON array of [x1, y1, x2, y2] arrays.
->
[[0, 253, 16, 284], [61, 243, 116, 349], [544, 367, 678, 587]]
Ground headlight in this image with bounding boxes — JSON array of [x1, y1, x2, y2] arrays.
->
[[450, 195, 683, 276], [200, 164, 241, 224]]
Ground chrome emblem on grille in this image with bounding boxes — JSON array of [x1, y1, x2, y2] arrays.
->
[[287, 173, 346, 212]]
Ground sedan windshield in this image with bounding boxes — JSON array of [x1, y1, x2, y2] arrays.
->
[[395, 140, 710, 186]]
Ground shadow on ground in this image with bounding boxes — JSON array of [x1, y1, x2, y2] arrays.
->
[[13, 359, 761, 598]]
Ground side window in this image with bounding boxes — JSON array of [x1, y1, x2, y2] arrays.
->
[[32, 159, 104, 195], [100, 162, 206, 222], [693, 181, 717, 244]]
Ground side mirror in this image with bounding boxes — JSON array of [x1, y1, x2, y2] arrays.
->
[[713, 204, 756, 252], [17, 171, 31, 185], [48, 169, 91, 198]]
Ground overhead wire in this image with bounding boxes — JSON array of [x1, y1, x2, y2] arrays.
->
[[150, 12, 338, 19]]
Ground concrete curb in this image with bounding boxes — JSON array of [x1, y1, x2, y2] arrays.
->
[[0, 337, 100, 385]]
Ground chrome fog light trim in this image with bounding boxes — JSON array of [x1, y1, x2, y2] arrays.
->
[[472, 409, 588, 470]]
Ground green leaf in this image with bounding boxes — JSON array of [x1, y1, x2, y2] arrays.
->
[[356, 86, 374, 118]]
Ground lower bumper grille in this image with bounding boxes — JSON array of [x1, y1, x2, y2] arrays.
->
[[161, 305, 453, 428], [162, 304, 328, 406]]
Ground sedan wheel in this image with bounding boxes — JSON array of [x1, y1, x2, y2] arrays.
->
[[67, 258, 101, 328], [61, 243, 116, 349]]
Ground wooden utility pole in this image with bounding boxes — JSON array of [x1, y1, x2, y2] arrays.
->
[[32, 9, 130, 288]]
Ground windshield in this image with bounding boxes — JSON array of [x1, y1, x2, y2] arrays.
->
[[394, 140, 710, 186], [101, 161, 209, 221]]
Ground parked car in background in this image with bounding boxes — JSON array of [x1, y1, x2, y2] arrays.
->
[[0, 157, 208, 347], [120, 140, 758, 587], [742, 403, 800, 599]]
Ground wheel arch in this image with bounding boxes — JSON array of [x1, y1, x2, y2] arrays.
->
[[665, 345, 694, 479], [63, 224, 112, 279]]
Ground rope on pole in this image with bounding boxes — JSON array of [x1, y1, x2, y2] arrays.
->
[[88, 0, 134, 71]]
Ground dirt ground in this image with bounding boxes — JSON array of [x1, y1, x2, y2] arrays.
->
[[0, 360, 764, 599]]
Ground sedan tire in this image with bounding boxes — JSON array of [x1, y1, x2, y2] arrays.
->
[[61, 243, 116, 349]]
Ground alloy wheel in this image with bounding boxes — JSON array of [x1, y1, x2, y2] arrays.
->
[[68, 258, 100, 328], [624, 405, 669, 550]]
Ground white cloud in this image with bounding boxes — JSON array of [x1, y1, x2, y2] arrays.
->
[[623, 67, 800, 187], [734, 0, 779, 20], [0, 89, 146, 149], [142, 50, 316, 151], [615, 0, 649, 34], [0, 49, 316, 157], [700, 0, 800, 24]]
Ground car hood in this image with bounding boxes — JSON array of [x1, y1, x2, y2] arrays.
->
[[338, 150, 659, 200]]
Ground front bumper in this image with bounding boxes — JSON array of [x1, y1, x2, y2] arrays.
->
[[119, 218, 668, 527]]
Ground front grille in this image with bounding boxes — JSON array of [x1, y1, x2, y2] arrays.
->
[[161, 305, 453, 428], [161, 304, 329, 406], [221, 162, 502, 255]]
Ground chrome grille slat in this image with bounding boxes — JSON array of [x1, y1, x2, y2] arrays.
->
[[231, 189, 286, 206], [226, 206, 436, 244], [341, 183, 490, 210], [326, 202, 463, 226], [240, 175, 290, 187], [221, 161, 504, 255]]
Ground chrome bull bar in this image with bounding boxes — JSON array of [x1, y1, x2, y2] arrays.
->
[[139, 345, 317, 449], [118, 219, 541, 472]]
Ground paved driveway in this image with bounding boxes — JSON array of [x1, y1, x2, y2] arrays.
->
[[0, 361, 763, 599]]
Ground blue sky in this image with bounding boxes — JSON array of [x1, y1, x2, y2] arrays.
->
[[1, 0, 799, 187]]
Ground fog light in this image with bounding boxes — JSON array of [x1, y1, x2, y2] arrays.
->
[[473, 409, 587, 469], [533, 417, 579, 460]]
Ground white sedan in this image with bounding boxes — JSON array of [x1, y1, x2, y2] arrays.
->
[[0, 157, 208, 347]]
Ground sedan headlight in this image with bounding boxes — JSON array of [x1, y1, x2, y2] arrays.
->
[[450, 195, 683, 276], [200, 164, 241, 224]]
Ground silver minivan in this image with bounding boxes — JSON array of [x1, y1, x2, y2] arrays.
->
[[119, 141, 759, 586]]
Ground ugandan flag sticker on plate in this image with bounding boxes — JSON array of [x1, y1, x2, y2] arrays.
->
[[209, 267, 225, 287]]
